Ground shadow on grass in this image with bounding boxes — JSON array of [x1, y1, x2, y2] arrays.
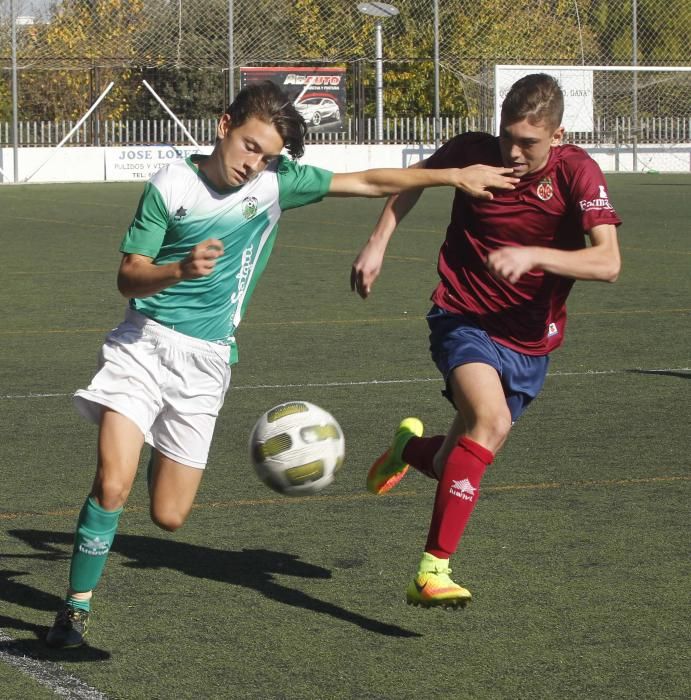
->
[[0, 612, 111, 662], [4, 530, 421, 643], [0, 570, 112, 661], [626, 369, 691, 380]]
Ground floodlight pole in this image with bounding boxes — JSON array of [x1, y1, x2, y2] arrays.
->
[[433, 0, 440, 148], [374, 20, 384, 142], [358, 3, 399, 144]]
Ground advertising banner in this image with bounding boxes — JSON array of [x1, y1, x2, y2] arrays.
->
[[241, 66, 346, 133], [105, 145, 208, 181]]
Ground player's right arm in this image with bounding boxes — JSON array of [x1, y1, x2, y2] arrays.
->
[[119, 175, 226, 299], [350, 142, 517, 297], [117, 239, 224, 299], [350, 168, 425, 299]]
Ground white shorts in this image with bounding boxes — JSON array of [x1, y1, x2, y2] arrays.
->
[[74, 308, 232, 469]]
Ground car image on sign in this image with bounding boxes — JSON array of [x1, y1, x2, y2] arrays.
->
[[295, 96, 341, 127]]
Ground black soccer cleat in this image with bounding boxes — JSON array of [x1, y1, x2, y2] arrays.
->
[[46, 604, 89, 649]]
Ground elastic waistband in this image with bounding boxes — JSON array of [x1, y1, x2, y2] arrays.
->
[[123, 308, 231, 361]]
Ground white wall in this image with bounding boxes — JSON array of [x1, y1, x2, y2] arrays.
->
[[0, 142, 689, 184], [579, 144, 691, 174], [0, 146, 105, 183]]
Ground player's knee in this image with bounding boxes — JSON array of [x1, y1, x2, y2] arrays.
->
[[494, 410, 513, 439], [471, 409, 512, 453], [150, 507, 187, 532], [92, 478, 131, 511], [485, 411, 512, 451]]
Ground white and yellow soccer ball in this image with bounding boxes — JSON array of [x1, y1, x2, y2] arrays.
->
[[249, 401, 345, 496]]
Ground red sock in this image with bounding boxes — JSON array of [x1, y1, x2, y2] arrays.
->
[[425, 437, 494, 558], [402, 436, 445, 480]]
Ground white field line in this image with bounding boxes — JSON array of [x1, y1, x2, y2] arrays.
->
[[0, 630, 108, 699], [0, 367, 689, 401], [0, 356, 685, 694]]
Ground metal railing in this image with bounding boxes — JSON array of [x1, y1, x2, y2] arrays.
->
[[1, 115, 690, 147]]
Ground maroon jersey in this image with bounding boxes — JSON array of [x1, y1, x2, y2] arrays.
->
[[426, 133, 621, 355]]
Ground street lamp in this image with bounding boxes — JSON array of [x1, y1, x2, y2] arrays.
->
[[357, 2, 399, 143]]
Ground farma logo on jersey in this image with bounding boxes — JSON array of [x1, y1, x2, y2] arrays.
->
[[579, 184, 613, 212]]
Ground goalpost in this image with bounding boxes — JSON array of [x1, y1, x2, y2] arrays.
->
[[142, 80, 200, 150], [17, 80, 204, 185], [22, 82, 114, 183], [495, 65, 691, 173]]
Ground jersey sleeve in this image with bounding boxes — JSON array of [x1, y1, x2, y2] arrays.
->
[[565, 153, 622, 231], [276, 157, 333, 210], [119, 181, 170, 258]]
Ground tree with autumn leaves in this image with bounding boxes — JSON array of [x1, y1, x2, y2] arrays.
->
[[9, 0, 147, 121], [1, 0, 688, 123]]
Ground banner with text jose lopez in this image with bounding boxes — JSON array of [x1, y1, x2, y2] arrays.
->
[[241, 66, 346, 133], [105, 145, 209, 181]]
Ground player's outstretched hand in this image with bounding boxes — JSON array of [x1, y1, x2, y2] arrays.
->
[[455, 165, 519, 200], [181, 239, 225, 279], [351, 238, 386, 299]]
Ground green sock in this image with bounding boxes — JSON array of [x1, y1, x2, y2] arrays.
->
[[69, 497, 123, 593]]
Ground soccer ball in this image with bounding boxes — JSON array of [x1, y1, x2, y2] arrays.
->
[[249, 401, 345, 496]]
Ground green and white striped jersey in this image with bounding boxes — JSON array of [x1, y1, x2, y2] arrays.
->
[[120, 155, 332, 363]]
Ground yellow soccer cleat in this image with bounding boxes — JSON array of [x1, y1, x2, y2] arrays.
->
[[406, 552, 472, 609], [366, 418, 423, 495]]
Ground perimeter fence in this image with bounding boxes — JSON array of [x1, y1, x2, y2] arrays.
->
[[0, 1, 689, 152]]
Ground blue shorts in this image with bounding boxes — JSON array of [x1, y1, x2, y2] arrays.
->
[[427, 306, 549, 422]]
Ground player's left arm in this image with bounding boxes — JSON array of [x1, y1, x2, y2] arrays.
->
[[486, 224, 621, 284]]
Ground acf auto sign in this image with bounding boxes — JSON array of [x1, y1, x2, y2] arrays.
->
[[241, 66, 346, 133]]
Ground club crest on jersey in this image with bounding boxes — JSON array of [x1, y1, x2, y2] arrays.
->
[[547, 322, 559, 337], [241, 196, 258, 220], [536, 177, 554, 201], [173, 206, 187, 221]]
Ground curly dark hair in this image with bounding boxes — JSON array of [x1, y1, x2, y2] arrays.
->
[[224, 81, 308, 159]]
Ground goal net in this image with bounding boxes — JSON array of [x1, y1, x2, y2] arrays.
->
[[495, 65, 691, 173]]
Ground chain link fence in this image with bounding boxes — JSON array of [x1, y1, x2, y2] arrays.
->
[[0, 0, 689, 152]]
